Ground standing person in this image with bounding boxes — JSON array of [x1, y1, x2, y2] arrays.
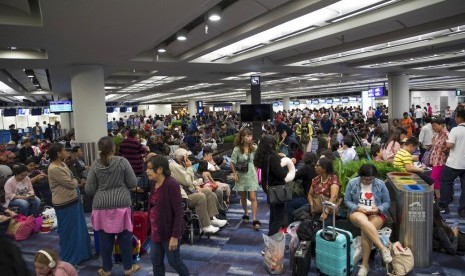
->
[[344, 164, 392, 276], [414, 105, 424, 127], [231, 128, 260, 230], [9, 124, 21, 146], [427, 103, 433, 117], [418, 116, 434, 162], [47, 143, 91, 265], [34, 249, 78, 276], [444, 106, 452, 127], [45, 124, 53, 142], [85, 136, 140, 275], [400, 112, 413, 138], [3, 164, 41, 217], [146, 156, 189, 276], [430, 118, 449, 201], [296, 116, 313, 152], [439, 109, 465, 217], [320, 115, 333, 135], [32, 122, 43, 141], [253, 134, 288, 236]]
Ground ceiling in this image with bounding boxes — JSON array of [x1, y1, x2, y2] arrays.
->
[[1, 0, 465, 106]]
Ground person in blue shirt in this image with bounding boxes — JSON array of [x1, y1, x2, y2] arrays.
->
[[320, 115, 333, 134], [344, 164, 392, 276]]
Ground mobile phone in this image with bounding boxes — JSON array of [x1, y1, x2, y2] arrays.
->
[[451, 220, 459, 229]]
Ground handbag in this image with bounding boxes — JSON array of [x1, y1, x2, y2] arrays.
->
[[265, 157, 292, 204], [421, 149, 431, 167], [386, 241, 414, 276], [6, 215, 35, 241], [235, 154, 250, 173]]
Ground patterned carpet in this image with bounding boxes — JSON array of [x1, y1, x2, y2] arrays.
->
[[11, 180, 465, 276]]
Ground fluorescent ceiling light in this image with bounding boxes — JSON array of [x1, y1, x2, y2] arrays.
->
[[14, 96, 26, 100], [192, 0, 387, 63], [105, 94, 129, 101], [117, 76, 186, 93], [0, 80, 16, 94], [175, 83, 223, 91], [328, 0, 400, 23]]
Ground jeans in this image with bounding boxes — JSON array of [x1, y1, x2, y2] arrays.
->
[[99, 230, 133, 271], [9, 196, 40, 216], [151, 240, 190, 276], [439, 165, 465, 210]]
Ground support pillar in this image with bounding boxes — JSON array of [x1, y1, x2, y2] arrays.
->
[[283, 97, 290, 112], [388, 73, 410, 120], [71, 65, 107, 165], [245, 91, 252, 104], [188, 99, 196, 117]]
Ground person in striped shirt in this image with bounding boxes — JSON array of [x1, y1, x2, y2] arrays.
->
[[393, 137, 426, 173]]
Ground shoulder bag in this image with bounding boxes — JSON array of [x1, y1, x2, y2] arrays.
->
[[266, 156, 292, 204], [386, 241, 414, 276], [235, 153, 250, 173]]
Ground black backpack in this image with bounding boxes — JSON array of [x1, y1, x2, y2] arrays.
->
[[297, 218, 322, 242]]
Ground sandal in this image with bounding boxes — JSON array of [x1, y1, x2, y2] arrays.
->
[[97, 268, 111, 276], [124, 264, 141, 276], [252, 220, 261, 230], [242, 215, 249, 223]]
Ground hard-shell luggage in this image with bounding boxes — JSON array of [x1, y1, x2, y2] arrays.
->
[[316, 201, 354, 276], [133, 211, 148, 245], [291, 240, 312, 276]]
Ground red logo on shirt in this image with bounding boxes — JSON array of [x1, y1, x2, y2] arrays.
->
[[365, 192, 373, 199]]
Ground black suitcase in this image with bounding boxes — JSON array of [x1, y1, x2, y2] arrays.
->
[[291, 240, 312, 276]]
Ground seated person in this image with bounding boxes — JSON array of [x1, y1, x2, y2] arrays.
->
[[18, 138, 36, 163], [341, 137, 357, 164], [5, 141, 19, 154], [0, 144, 16, 165], [371, 144, 383, 162], [197, 160, 230, 209], [433, 203, 465, 255], [288, 152, 318, 223], [34, 248, 78, 276], [3, 164, 41, 217], [308, 157, 341, 223], [71, 146, 90, 179], [169, 148, 226, 234], [393, 137, 433, 185], [26, 157, 52, 206], [344, 164, 392, 276], [201, 147, 227, 183]]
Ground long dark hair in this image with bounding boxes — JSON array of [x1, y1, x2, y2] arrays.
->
[[383, 127, 406, 150], [433, 203, 453, 236], [254, 134, 278, 168], [234, 128, 255, 154], [98, 136, 115, 167]]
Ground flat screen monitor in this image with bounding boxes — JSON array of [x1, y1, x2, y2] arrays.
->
[[341, 98, 349, 103], [106, 107, 115, 113], [333, 98, 341, 103], [311, 99, 319, 104], [368, 87, 385, 97], [113, 107, 120, 113], [119, 107, 127, 112], [31, 108, 42, 116], [349, 97, 357, 102], [240, 104, 273, 122], [17, 108, 29, 116], [132, 106, 138, 112], [3, 108, 16, 117], [50, 100, 73, 112], [326, 99, 333, 104], [43, 108, 50, 115]]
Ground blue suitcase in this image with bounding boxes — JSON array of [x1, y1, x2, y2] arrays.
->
[[316, 201, 354, 276]]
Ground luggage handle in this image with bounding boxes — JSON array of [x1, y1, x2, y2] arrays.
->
[[322, 201, 337, 240]]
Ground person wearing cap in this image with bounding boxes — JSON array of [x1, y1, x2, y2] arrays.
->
[[170, 148, 226, 234]]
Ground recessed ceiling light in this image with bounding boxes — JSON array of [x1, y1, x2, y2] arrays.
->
[[208, 7, 221, 21], [157, 47, 166, 53], [176, 30, 187, 41]]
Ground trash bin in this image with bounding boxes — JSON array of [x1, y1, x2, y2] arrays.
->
[[385, 172, 433, 268]]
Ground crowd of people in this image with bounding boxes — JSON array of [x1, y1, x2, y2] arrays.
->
[[1, 101, 464, 275]]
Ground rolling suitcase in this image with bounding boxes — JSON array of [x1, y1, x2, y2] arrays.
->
[[291, 240, 312, 276], [133, 211, 148, 244], [316, 201, 354, 276]]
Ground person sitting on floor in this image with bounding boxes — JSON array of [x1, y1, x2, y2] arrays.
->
[[344, 164, 392, 276], [432, 203, 465, 255], [3, 164, 41, 217], [34, 249, 78, 276]]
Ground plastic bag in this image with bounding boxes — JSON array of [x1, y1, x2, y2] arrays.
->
[[41, 206, 57, 229], [353, 236, 362, 264], [263, 232, 285, 274], [287, 222, 300, 270], [378, 227, 392, 247]]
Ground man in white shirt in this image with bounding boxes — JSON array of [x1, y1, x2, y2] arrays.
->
[[418, 116, 434, 162], [341, 137, 358, 164], [439, 109, 465, 217], [414, 105, 424, 127]]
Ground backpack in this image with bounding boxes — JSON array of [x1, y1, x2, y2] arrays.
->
[[296, 218, 322, 242]]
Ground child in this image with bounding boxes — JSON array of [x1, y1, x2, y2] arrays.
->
[[197, 160, 231, 209], [34, 249, 77, 276], [371, 144, 383, 162]]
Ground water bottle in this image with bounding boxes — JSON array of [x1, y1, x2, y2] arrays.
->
[[374, 249, 383, 270]]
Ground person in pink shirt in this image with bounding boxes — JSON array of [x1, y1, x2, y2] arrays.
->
[[34, 249, 77, 276]]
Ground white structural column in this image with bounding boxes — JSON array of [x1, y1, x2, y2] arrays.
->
[[245, 91, 252, 104], [71, 65, 107, 164], [283, 96, 290, 112], [388, 73, 410, 120], [188, 99, 197, 116], [361, 90, 373, 117]]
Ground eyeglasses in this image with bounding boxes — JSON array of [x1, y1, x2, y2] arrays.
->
[[361, 177, 375, 183]]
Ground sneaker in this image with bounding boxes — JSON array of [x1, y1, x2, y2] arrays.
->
[[211, 217, 227, 228], [381, 248, 393, 264], [439, 205, 450, 214], [357, 265, 369, 276], [202, 225, 219, 234]]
